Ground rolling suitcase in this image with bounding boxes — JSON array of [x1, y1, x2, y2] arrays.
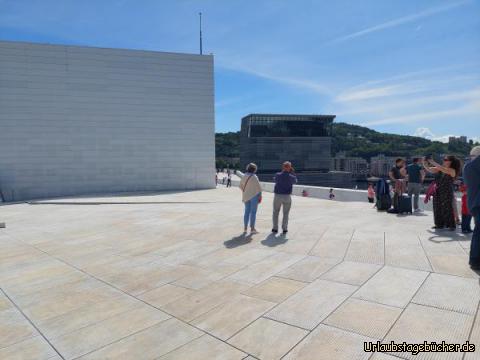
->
[[398, 194, 412, 214]]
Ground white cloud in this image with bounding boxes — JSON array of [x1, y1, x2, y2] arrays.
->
[[413, 127, 436, 139], [217, 58, 333, 96], [328, 0, 471, 44], [413, 127, 479, 143], [335, 85, 401, 102], [364, 92, 480, 126]]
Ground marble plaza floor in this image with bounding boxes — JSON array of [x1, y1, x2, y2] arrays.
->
[[0, 187, 479, 360]]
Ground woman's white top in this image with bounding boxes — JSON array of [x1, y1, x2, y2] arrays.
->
[[239, 173, 262, 203]]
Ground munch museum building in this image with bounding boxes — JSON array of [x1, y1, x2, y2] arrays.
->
[[240, 114, 351, 187]]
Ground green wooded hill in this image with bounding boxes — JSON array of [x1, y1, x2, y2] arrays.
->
[[215, 122, 475, 167], [330, 123, 473, 159]]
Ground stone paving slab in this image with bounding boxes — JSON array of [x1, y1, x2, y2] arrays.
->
[[242, 276, 306, 303], [277, 255, 340, 282], [50, 306, 171, 359], [161, 280, 249, 322], [283, 324, 375, 360], [353, 266, 429, 308], [36, 295, 139, 340], [384, 303, 474, 360], [138, 284, 194, 308], [191, 294, 275, 340], [228, 317, 308, 360], [78, 318, 203, 359], [465, 313, 480, 360], [384, 232, 432, 271], [1, 188, 479, 359], [344, 230, 385, 265], [0, 307, 38, 349], [320, 260, 382, 286], [228, 251, 304, 285], [159, 334, 246, 360], [324, 298, 402, 339], [0, 336, 59, 360], [308, 227, 354, 260], [265, 279, 358, 330], [412, 273, 480, 315]]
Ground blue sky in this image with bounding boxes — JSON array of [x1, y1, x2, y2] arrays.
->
[[1, 0, 479, 140]]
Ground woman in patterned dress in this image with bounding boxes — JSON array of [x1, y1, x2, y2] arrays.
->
[[424, 155, 462, 230]]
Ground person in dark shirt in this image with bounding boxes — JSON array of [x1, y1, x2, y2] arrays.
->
[[389, 158, 407, 213], [272, 161, 297, 234], [406, 157, 425, 212], [465, 146, 480, 269]]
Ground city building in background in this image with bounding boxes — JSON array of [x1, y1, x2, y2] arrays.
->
[[332, 152, 368, 176], [240, 114, 353, 187], [449, 136, 468, 144], [0, 40, 215, 201], [369, 154, 398, 177]]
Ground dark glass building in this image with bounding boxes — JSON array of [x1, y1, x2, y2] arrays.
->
[[240, 114, 335, 174]]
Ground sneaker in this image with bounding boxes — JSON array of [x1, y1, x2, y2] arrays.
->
[[271, 229, 278, 233], [414, 208, 422, 213], [282, 230, 288, 234]]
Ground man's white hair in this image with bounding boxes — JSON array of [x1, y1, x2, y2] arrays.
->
[[471, 146, 480, 158]]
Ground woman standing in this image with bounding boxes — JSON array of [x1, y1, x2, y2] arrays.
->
[[424, 155, 462, 230], [239, 163, 262, 233]]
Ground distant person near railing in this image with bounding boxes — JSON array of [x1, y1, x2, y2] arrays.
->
[[328, 188, 335, 200]]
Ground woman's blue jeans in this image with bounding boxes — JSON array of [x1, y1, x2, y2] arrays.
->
[[244, 193, 260, 229]]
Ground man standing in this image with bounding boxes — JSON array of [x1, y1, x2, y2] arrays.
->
[[465, 146, 480, 270], [389, 158, 407, 213], [272, 161, 297, 234], [407, 157, 425, 212]]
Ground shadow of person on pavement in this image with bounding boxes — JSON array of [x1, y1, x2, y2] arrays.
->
[[427, 229, 471, 242], [224, 233, 253, 248], [261, 233, 289, 247]]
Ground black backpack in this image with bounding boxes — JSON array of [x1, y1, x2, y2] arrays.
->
[[375, 179, 392, 211]]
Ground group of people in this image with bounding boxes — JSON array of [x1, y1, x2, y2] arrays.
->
[[234, 147, 480, 272], [384, 154, 471, 232], [373, 147, 480, 270], [239, 161, 297, 234]]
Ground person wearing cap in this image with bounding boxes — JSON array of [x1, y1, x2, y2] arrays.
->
[[272, 161, 297, 234], [465, 146, 480, 269]]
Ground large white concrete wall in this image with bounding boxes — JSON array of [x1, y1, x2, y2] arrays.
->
[[0, 41, 215, 201]]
